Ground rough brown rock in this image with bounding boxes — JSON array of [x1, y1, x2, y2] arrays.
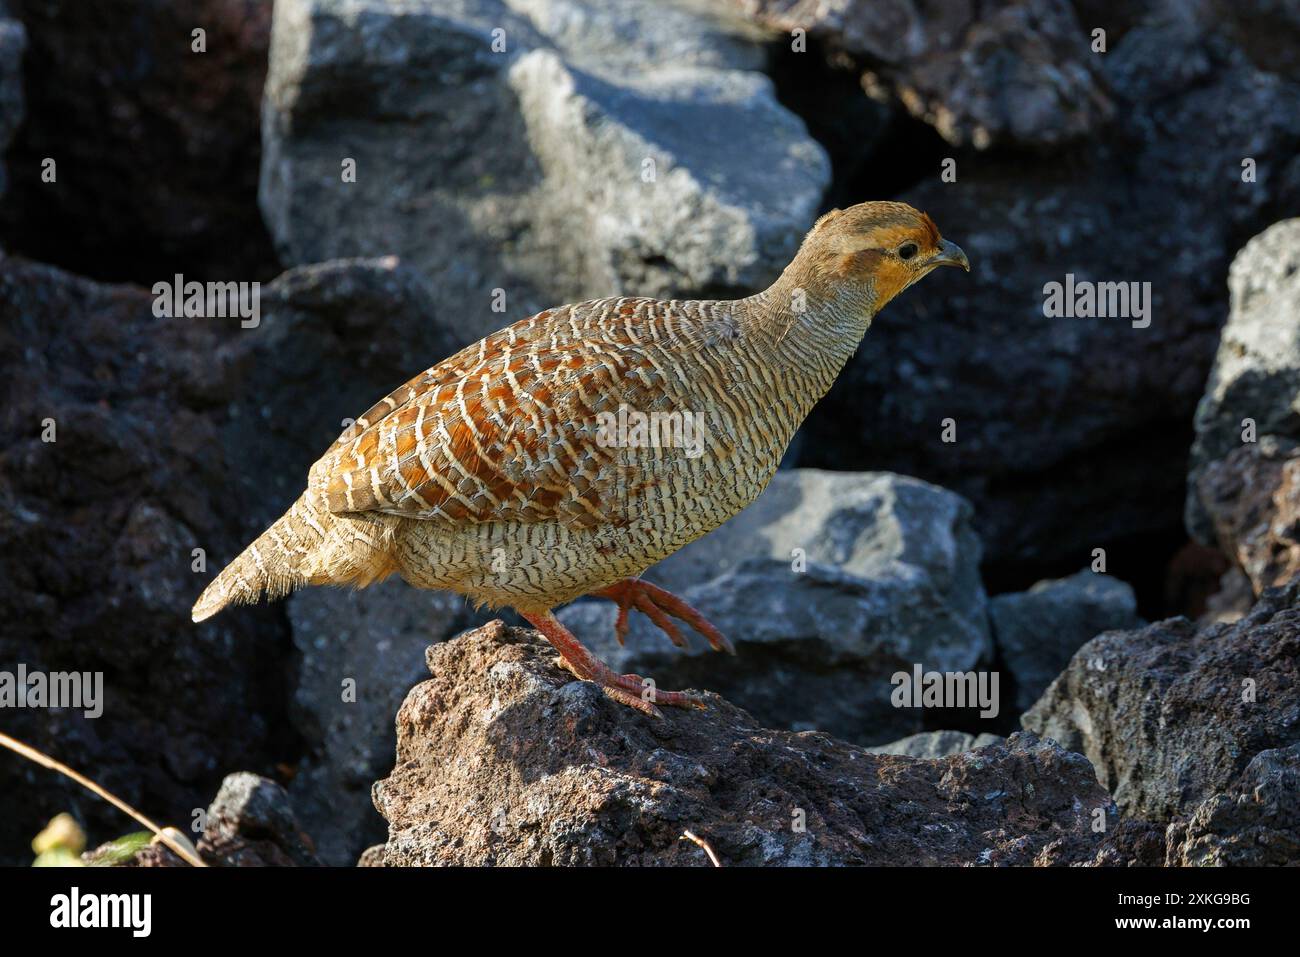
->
[[1022, 581, 1300, 823], [369, 621, 1123, 866], [1038, 818, 1170, 868]]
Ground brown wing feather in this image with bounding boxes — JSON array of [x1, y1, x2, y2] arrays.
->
[[318, 298, 711, 529]]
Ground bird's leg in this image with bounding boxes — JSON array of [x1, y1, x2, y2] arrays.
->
[[519, 610, 706, 718], [591, 579, 735, 655]]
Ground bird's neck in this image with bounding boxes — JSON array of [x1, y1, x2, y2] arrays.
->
[[735, 265, 879, 398]]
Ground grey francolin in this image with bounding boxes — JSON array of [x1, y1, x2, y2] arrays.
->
[[193, 201, 969, 715]]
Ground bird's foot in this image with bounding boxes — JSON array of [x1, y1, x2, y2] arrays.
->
[[591, 578, 735, 654], [522, 611, 707, 718]]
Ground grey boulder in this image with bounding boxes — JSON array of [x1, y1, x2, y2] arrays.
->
[[992, 570, 1143, 715], [1187, 219, 1300, 544], [260, 0, 829, 348]]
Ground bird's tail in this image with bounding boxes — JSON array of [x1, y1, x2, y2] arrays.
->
[[191, 493, 321, 622]]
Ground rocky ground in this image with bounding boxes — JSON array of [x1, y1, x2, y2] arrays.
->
[[1, 0, 1298, 866]]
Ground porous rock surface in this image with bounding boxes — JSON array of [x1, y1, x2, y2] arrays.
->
[[367, 621, 1122, 866], [1023, 581, 1300, 823]]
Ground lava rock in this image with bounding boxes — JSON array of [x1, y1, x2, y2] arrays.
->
[[0, 255, 291, 866], [1022, 581, 1300, 822], [219, 256, 464, 535], [0, 0, 277, 281], [1187, 219, 1300, 544], [558, 470, 992, 745], [729, 0, 1113, 149], [1167, 743, 1300, 866], [797, 10, 1300, 569], [991, 570, 1143, 715], [368, 621, 1119, 866], [0, 252, 466, 865], [196, 772, 319, 866], [1196, 438, 1300, 600]]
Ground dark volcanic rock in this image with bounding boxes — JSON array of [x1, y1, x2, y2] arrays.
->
[[0, 1, 24, 198], [730, 0, 1113, 149], [0, 0, 276, 282], [0, 255, 291, 866], [368, 621, 1120, 866], [196, 772, 319, 866], [1196, 438, 1300, 601], [83, 772, 318, 867], [218, 256, 464, 535], [1039, 818, 1171, 868], [991, 570, 1142, 715], [1022, 581, 1300, 823], [1167, 743, 1300, 867], [795, 8, 1300, 568]]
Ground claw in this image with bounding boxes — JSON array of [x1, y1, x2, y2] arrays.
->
[[612, 602, 631, 646], [593, 579, 733, 655], [521, 610, 704, 717]]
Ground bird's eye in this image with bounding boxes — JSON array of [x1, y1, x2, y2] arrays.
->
[[897, 242, 919, 261]]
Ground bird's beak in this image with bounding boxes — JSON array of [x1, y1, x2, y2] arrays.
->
[[930, 239, 970, 272]]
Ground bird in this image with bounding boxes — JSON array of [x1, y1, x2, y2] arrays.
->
[[193, 201, 969, 716]]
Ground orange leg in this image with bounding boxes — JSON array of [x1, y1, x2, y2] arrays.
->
[[520, 610, 706, 718], [592, 578, 735, 655]]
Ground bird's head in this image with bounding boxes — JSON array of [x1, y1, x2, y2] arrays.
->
[[791, 200, 969, 310]]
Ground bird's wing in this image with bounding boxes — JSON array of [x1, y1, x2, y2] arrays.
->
[[314, 298, 732, 528]]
